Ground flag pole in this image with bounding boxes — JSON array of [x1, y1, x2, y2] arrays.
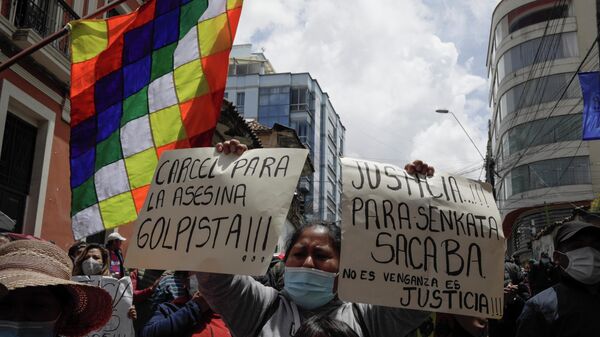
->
[[0, 0, 130, 73]]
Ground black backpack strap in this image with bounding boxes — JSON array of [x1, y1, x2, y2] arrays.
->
[[254, 296, 281, 337], [352, 303, 371, 337]]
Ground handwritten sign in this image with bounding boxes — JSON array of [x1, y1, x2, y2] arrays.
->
[[126, 148, 308, 275], [337, 158, 505, 319], [72, 276, 134, 337]]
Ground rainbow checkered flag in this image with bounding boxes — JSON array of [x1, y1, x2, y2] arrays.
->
[[69, 0, 243, 239]]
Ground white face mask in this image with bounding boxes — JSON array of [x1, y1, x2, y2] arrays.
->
[[560, 247, 600, 285], [82, 257, 103, 275], [0, 319, 58, 337]]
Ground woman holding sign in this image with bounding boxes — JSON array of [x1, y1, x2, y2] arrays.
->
[[196, 140, 432, 337], [72, 243, 110, 276]]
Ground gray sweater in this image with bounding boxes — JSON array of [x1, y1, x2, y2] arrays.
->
[[197, 273, 429, 337]]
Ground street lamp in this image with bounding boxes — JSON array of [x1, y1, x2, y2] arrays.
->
[[435, 109, 485, 161]]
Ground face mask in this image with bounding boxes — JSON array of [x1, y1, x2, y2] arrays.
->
[[82, 257, 103, 275], [283, 267, 336, 310], [0, 319, 58, 337], [559, 247, 600, 285]]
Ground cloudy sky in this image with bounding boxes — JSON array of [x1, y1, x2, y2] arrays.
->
[[233, 0, 499, 178]]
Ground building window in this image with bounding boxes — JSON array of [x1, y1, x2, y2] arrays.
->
[[0, 114, 37, 232], [224, 92, 229, 100], [502, 114, 582, 158], [291, 119, 312, 148], [326, 198, 336, 221], [327, 145, 336, 171], [258, 87, 290, 127], [327, 177, 335, 198], [236, 92, 245, 115], [327, 116, 337, 142], [509, 2, 571, 34], [493, 1, 571, 47], [291, 87, 310, 111], [497, 32, 578, 82], [231, 63, 261, 75], [499, 72, 580, 121], [508, 156, 590, 196], [105, 8, 122, 18]]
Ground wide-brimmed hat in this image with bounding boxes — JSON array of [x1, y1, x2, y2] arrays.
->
[[0, 239, 112, 336], [554, 220, 600, 246]]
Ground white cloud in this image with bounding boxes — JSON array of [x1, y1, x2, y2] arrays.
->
[[234, 0, 498, 178]]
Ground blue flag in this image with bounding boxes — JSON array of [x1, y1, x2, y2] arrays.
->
[[579, 71, 600, 140]]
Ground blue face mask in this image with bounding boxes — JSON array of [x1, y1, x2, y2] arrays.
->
[[283, 266, 337, 310], [0, 319, 58, 337]]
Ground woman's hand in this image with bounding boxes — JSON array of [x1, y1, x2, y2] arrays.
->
[[216, 139, 247, 155], [128, 305, 137, 320], [405, 160, 435, 177]]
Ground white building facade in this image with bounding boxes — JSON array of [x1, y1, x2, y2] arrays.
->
[[487, 0, 600, 259], [226, 45, 346, 222]]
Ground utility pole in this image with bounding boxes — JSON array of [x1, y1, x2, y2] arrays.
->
[[485, 119, 497, 200]]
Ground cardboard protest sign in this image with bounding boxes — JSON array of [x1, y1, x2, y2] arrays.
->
[[126, 148, 308, 275], [338, 158, 506, 319], [72, 276, 134, 337]]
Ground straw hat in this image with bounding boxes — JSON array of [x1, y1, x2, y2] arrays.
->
[[0, 239, 112, 336]]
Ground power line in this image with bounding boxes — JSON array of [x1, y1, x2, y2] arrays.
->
[[490, 0, 569, 136], [498, 139, 585, 212], [489, 1, 570, 186], [495, 35, 599, 197]]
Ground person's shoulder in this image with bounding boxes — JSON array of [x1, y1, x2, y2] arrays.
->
[[523, 286, 558, 321], [156, 301, 181, 314], [529, 286, 557, 304]]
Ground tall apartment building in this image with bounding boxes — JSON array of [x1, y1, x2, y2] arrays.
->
[[226, 44, 346, 222], [486, 0, 600, 260]]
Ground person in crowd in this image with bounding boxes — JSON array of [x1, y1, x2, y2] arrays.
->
[[197, 221, 429, 337], [67, 240, 87, 263], [106, 232, 127, 279], [72, 243, 110, 276], [0, 233, 11, 247], [72, 243, 138, 321], [194, 139, 432, 337], [151, 271, 190, 309], [489, 256, 530, 337], [132, 269, 165, 333], [132, 268, 163, 303], [141, 272, 231, 337], [516, 220, 600, 336], [528, 252, 559, 296], [254, 255, 285, 290], [0, 239, 112, 336], [294, 315, 360, 337]]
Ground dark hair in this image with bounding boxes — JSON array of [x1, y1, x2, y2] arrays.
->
[[72, 244, 110, 276], [68, 241, 87, 260], [105, 240, 116, 249], [294, 315, 360, 337], [284, 222, 341, 262]]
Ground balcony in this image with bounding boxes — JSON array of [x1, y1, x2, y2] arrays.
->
[[0, 0, 79, 83]]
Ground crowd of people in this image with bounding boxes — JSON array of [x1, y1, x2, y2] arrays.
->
[[0, 140, 598, 337]]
